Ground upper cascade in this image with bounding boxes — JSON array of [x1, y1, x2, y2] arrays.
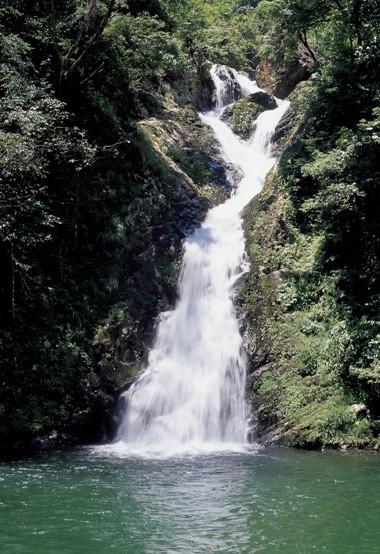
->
[[211, 64, 260, 108]]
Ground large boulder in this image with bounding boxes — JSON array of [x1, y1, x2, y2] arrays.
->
[[273, 60, 311, 99], [221, 91, 277, 140], [249, 91, 277, 110], [221, 99, 262, 139]]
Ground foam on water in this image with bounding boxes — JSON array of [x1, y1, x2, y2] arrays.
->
[[92, 440, 257, 460]]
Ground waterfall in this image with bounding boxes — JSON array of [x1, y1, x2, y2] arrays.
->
[[113, 64, 289, 456], [210, 64, 259, 107]]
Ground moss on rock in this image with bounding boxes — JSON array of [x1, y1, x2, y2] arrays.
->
[[222, 97, 263, 139], [221, 91, 277, 140]]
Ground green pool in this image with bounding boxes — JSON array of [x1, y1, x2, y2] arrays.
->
[[0, 447, 379, 553]]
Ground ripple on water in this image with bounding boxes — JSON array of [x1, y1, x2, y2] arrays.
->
[[0, 448, 379, 554]]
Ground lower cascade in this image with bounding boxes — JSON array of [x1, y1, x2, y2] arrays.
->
[[114, 65, 289, 455]]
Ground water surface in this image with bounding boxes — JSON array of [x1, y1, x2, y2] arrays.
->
[[1, 447, 379, 553]]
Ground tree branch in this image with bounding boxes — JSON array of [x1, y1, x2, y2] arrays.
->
[[59, 0, 117, 85], [297, 30, 317, 63]]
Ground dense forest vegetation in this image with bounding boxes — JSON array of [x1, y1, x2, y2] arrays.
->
[[0, 0, 379, 448], [0, 0, 257, 443], [241, 0, 380, 447]]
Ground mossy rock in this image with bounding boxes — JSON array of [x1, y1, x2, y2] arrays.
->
[[221, 98, 263, 139], [221, 91, 277, 140]]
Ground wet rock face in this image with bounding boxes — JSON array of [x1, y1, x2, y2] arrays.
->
[[273, 60, 311, 99], [255, 56, 313, 100], [255, 60, 277, 94], [212, 65, 242, 106], [271, 109, 293, 149], [249, 91, 277, 111]]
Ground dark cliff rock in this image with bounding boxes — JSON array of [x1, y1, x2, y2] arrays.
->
[[0, 78, 230, 450], [173, 61, 215, 111], [272, 60, 311, 99], [250, 91, 277, 110], [88, 95, 232, 443], [256, 43, 315, 100]]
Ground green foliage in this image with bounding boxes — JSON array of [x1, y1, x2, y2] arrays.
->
[[251, 0, 380, 69], [1, 0, 378, 449], [1, 0, 244, 441], [166, 0, 258, 71], [241, 0, 380, 447], [104, 13, 194, 91]]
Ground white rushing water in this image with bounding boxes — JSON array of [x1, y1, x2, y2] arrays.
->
[[110, 65, 289, 457]]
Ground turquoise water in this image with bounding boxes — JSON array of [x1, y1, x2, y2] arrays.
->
[[0, 447, 379, 553]]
